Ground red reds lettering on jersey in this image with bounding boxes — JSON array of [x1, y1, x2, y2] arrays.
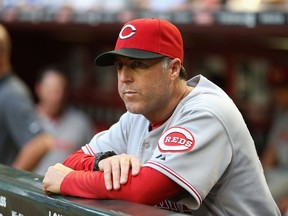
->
[[158, 127, 195, 153]]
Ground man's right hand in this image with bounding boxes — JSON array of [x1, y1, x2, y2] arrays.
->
[[42, 163, 73, 194]]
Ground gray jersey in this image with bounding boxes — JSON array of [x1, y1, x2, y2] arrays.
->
[[82, 75, 280, 215], [0, 73, 43, 165]]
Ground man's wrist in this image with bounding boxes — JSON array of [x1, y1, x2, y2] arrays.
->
[[93, 151, 116, 171]]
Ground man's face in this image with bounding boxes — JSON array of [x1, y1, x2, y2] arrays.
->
[[115, 56, 173, 119]]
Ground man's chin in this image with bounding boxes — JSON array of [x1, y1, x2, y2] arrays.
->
[[125, 105, 143, 114]]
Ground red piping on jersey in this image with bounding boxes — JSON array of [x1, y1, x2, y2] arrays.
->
[[145, 160, 202, 204], [85, 144, 96, 156]]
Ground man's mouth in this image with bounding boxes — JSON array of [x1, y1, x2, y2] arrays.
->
[[123, 90, 137, 95]]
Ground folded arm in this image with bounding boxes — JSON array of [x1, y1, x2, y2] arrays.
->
[[43, 163, 183, 205]]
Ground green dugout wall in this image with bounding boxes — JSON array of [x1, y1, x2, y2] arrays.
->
[[0, 164, 180, 216]]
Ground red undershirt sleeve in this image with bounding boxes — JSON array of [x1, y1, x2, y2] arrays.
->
[[60, 166, 184, 205], [63, 149, 95, 171]]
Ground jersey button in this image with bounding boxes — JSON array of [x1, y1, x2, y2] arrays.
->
[[144, 143, 150, 149]]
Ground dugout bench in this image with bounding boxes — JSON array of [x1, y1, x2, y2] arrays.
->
[[0, 164, 181, 216]]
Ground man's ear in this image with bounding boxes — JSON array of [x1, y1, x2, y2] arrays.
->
[[170, 58, 182, 80]]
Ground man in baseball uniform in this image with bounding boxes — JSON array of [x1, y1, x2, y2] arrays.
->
[[43, 18, 280, 215]]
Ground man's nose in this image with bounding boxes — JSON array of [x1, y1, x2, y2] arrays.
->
[[118, 66, 133, 83]]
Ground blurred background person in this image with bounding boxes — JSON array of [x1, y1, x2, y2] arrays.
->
[[0, 24, 52, 171], [261, 67, 288, 214], [33, 65, 94, 175]]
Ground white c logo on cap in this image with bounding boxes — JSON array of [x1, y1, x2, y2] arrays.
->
[[119, 24, 136, 40]]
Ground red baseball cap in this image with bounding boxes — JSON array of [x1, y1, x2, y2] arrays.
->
[[95, 18, 184, 66]]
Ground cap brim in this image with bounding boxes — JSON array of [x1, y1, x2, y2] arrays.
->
[[94, 48, 164, 66]]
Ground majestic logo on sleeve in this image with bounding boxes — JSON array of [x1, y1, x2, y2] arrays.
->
[[119, 24, 136, 40], [158, 127, 195, 153]]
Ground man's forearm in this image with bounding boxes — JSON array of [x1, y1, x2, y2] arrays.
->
[[60, 167, 183, 205], [63, 149, 95, 171]]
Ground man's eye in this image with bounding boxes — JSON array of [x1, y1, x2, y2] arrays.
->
[[131, 61, 146, 68], [115, 62, 123, 70]]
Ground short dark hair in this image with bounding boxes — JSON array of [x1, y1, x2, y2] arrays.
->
[[162, 57, 187, 80], [180, 65, 187, 80]]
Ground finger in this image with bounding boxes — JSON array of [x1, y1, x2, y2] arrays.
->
[[103, 162, 113, 190], [54, 163, 63, 168], [43, 188, 52, 195], [130, 157, 141, 176], [42, 182, 48, 193], [119, 156, 131, 185], [42, 176, 55, 194], [111, 159, 121, 190], [42, 167, 53, 192]]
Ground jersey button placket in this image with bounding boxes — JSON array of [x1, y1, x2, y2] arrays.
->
[[143, 143, 150, 149]]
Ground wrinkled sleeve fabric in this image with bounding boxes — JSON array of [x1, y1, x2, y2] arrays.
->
[[60, 166, 183, 205], [63, 149, 95, 171]]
